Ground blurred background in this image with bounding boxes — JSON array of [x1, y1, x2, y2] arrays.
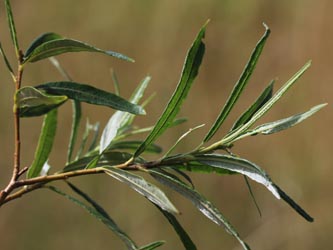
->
[[0, 0, 332, 249]]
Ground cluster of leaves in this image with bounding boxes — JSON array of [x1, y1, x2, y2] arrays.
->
[[0, 1, 325, 249]]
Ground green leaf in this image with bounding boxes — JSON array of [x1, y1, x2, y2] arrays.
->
[[27, 109, 57, 178], [156, 206, 197, 250], [25, 32, 62, 57], [0, 42, 14, 77], [139, 241, 165, 250], [15, 86, 68, 117], [23, 32, 134, 63], [231, 80, 274, 131], [48, 185, 139, 250], [274, 184, 314, 222], [5, 0, 19, 57], [169, 168, 195, 189], [204, 23, 270, 142], [104, 167, 179, 214], [63, 151, 136, 172], [154, 169, 192, 190], [100, 110, 128, 154], [134, 21, 207, 158], [150, 170, 250, 250], [220, 61, 312, 146], [194, 154, 280, 199], [115, 118, 188, 141], [108, 141, 162, 154], [36, 81, 145, 115], [67, 100, 82, 163], [175, 160, 235, 175], [120, 76, 151, 128], [100, 76, 151, 154], [249, 103, 327, 135]]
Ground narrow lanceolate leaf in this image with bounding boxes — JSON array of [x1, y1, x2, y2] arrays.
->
[[48, 185, 139, 250], [274, 184, 314, 222], [63, 151, 141, 172], [104, 167, 179, 214], [176, 161, 235, 175], [249, 103, 327, 135], [204, 23, 270, 142], [66, 182, 140, 249], [100, 111, 125, 154], [156, 206, 197, 250], [120, 76, 151, 128], [16, 86, 68, 117], [99, 76, 151, 154], [67, 100, 82, 163], [194, 154, 280, 199], [150, 170, 250, 250], [0, 42, 14, 77], [36, 81, 145, 115], [5, 0, 19, 57], [221, 61, 312, 145], [139, 241, 165, 250], [108, 141, 162, 154], [25, 33, 62, 57], [23, 32, 134, 64], [134, 21, 207, 158], [27, 109, 57, 178], [231, 80, 274, 131]]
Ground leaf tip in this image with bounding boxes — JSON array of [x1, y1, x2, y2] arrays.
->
[[262, 22, 270, 32]]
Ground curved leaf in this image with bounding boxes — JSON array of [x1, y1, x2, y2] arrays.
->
[[49, 185, 139, 250], [23, 33, 134, 63], [27, 109, 57, 178], [100, 76, 151, 154], [25, 32, 62, 57], [36, 81, 145, 115], [0, 42, 14, 76], [150, 170, 250, 250], [204, 23, 270, 142], [134, 21, 207, 157], [155, 206, 197, 250], [104, 167, 179, 214], [194, 154, 280, 199], [16, 86, 68, 117], [108, 141, 162, 154], [63, 151, 136, 172], [174, 161, 235, 175], [250, 103, 327, 135], [100, 110, 127, 154]]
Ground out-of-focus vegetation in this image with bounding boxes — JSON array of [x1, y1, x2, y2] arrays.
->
[[0, 0, 332, 249]]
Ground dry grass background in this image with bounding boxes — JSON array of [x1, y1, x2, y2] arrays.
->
[[0, 0, 332, 249]]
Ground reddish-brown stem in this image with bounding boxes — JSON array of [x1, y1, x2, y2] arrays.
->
[[0, 52, 24, 204], [0, 167, 108, 206]]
